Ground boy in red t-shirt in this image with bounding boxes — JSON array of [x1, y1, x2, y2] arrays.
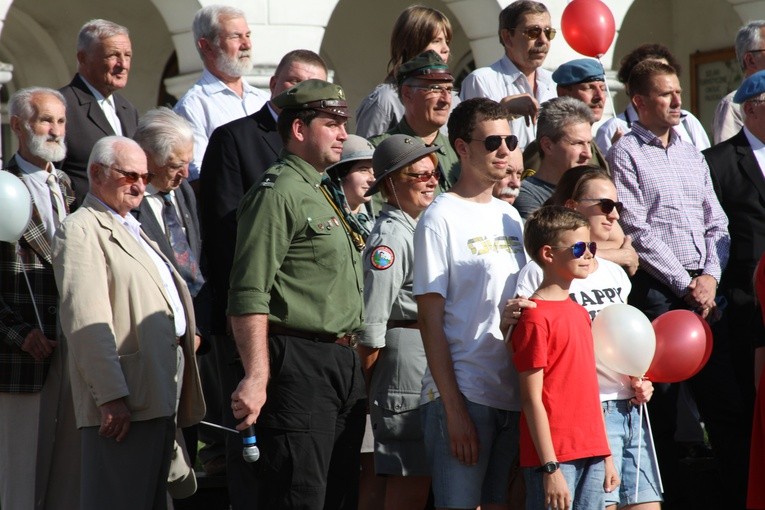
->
[[510, 206, 616, 510]]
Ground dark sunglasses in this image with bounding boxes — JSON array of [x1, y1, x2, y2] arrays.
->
[[112, 167, 150, 185], [468, 135, 519, 152], [403, 170, 441, 182], [514, 25, 557, 41], [578, 198, 624, 215], [552, 241, 597, 259]]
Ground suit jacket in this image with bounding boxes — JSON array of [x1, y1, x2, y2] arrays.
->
[[200, 102, 282, 334], [704, 128, 765, 306], [0, 157, 75, 392], [59, 74, 140, 208], [52, 194, 205, 428]]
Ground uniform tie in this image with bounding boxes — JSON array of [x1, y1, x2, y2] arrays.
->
[[161, 192, 204, 297]]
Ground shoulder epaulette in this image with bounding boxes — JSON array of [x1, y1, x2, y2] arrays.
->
[[259, 173, 279, 188]]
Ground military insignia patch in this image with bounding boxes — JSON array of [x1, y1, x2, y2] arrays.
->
[[370, 246, 395, 270]]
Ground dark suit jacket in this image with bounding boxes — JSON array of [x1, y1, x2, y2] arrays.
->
[[200, 102, 282, 334], [0, 156, 75, 392], [59, 74, 139, 208], [704, 128, 765, 350]]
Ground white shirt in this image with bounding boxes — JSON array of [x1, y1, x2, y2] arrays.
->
[[413, 193, 527, 410], [143, 185, 185, 237], [460, 55, 557, 150], [595, 103, 711, 154], [744, 126, 765, 182], [98, 198, 187, 337], [16, 155, 62, 240], [80, 76, 122, 135], [174, 68, 269, 181]]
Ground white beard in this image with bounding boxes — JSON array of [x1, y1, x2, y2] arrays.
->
[[26, 126, 66, 162], [215, 50, 252, 78]]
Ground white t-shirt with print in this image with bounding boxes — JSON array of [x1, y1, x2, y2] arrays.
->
[[413, 193, 527, 411]]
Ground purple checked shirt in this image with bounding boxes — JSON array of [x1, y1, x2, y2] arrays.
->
[[606, 122, 730, 297]]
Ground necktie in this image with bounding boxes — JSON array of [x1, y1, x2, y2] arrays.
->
[[102, 97, 122, 135], [161, 193, 204, 297], [46, 173, 65, 228]]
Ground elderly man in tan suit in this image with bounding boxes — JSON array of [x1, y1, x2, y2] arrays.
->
[[53, 135, 205, 510]]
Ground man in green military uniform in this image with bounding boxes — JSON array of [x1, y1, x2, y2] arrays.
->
[[227, 79, 366, 510], [369, 50, 460, 189]]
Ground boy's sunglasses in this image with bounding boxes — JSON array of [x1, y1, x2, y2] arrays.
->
[[552, 241, 597, 259], [467, 135, 519, 152], [578, 198, 623, 215]]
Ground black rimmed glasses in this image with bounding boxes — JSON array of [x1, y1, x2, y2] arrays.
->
[[513, 25, 557, 41], [551, 241, 597, 258], [467, 135, 519, 152], [111, 166, 150, 185], [578, 198, 624, 215], [403, 169, 441, 182]]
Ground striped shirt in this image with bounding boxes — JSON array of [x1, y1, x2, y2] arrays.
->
[[607, 122, 730, 297]]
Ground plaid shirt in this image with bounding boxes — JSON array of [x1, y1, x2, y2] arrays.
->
[[607, 122, 730, 297], [0, 158, 75, 392]]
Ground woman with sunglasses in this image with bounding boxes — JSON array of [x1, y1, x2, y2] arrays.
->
[[356, 135, 440, 509], [515, 166, 661, 510], [355, 5, 454, 138]]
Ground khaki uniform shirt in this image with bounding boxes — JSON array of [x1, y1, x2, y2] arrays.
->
[[227, 153, 364, 335]]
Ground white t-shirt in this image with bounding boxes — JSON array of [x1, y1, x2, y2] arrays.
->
[[515, 256, 634, 401], [413, 193, 526, 410]]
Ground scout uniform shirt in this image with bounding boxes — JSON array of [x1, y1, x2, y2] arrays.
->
[[227, 152, 364, 335]]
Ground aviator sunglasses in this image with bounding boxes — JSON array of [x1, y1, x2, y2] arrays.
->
[[514, 25, 557, 41], [578, 198, 624, 215], [467, 135, 519, 152], [111, 167, 150, 185], [551, 241, 597, 259]]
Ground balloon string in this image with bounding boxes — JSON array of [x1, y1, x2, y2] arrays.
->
[[636, 401, 643, 501], [643, 401, 664, 494], [597, 55, 618, 121], [16, 242, 44, 331]]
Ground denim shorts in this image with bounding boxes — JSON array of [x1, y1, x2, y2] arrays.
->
[[422, 397, 520, 508], [524, 457, 605, 510], [602, 400, 663, 507]]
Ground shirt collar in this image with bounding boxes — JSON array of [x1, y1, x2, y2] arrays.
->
[[200, 67, 254, 97], [631, 121, 680, 147], [80, 75, 112, 103], [744, 125, 765, 151], [15, 153, 54, 177]]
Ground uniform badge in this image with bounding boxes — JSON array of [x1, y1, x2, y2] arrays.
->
[[370, 246, 395, 270]]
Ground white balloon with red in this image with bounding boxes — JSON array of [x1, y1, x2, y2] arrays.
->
[[592, 304, 656, 377], [0, 172, 32, 242]]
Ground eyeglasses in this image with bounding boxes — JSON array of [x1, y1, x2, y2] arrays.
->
[[513, 25, 557, 41], [551, 241, 597, 258], [408, 84, 456, 96], [467, 135, 519, 152], [748, 49, 765, 54], [578, 198, 624, 215], [111, 166, 150, 185], [403, 170, 441, 182]]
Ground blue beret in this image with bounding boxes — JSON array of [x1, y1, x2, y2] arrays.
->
[[734, 70, 765, 104], [552, 59, 605, 86]]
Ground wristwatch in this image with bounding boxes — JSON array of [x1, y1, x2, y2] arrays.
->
[[538, 461, 560, 474]]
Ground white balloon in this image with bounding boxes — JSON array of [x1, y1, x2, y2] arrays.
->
[[0, 172, 32, 242], [592, 303, 656, 377]]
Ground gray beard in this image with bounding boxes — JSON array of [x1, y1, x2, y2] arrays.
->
[[215, 51, 252, 78], [26, 128, 66, 163]]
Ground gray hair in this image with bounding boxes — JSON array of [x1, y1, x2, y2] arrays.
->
[[87, 136, 142, 183], [133, 107, 194, 166], [736, 21, 765, 69], [9, 87, 67, 121], [193, 4, 246, 58], [536, 96, 595, 143], [77, 19, 129, 53]]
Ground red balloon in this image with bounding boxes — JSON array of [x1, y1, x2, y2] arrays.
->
[[645, 310, 713, 383], [561, 0, 616, 57]]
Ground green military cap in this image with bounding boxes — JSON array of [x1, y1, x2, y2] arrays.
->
[[396, 50, 454, 86], [272, 79, 350, 118]]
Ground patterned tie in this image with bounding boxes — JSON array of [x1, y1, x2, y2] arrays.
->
[[46, 173, 65, 227], [161, 192, 204, 297]]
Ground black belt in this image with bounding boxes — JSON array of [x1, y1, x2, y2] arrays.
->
[[268, 323, 359, 347], [687, 269, 703, 278]]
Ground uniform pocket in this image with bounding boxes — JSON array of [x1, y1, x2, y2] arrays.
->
[[306, 215, 341, 268]]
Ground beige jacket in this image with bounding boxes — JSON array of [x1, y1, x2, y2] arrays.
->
[[53, 194, 205, 428]]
